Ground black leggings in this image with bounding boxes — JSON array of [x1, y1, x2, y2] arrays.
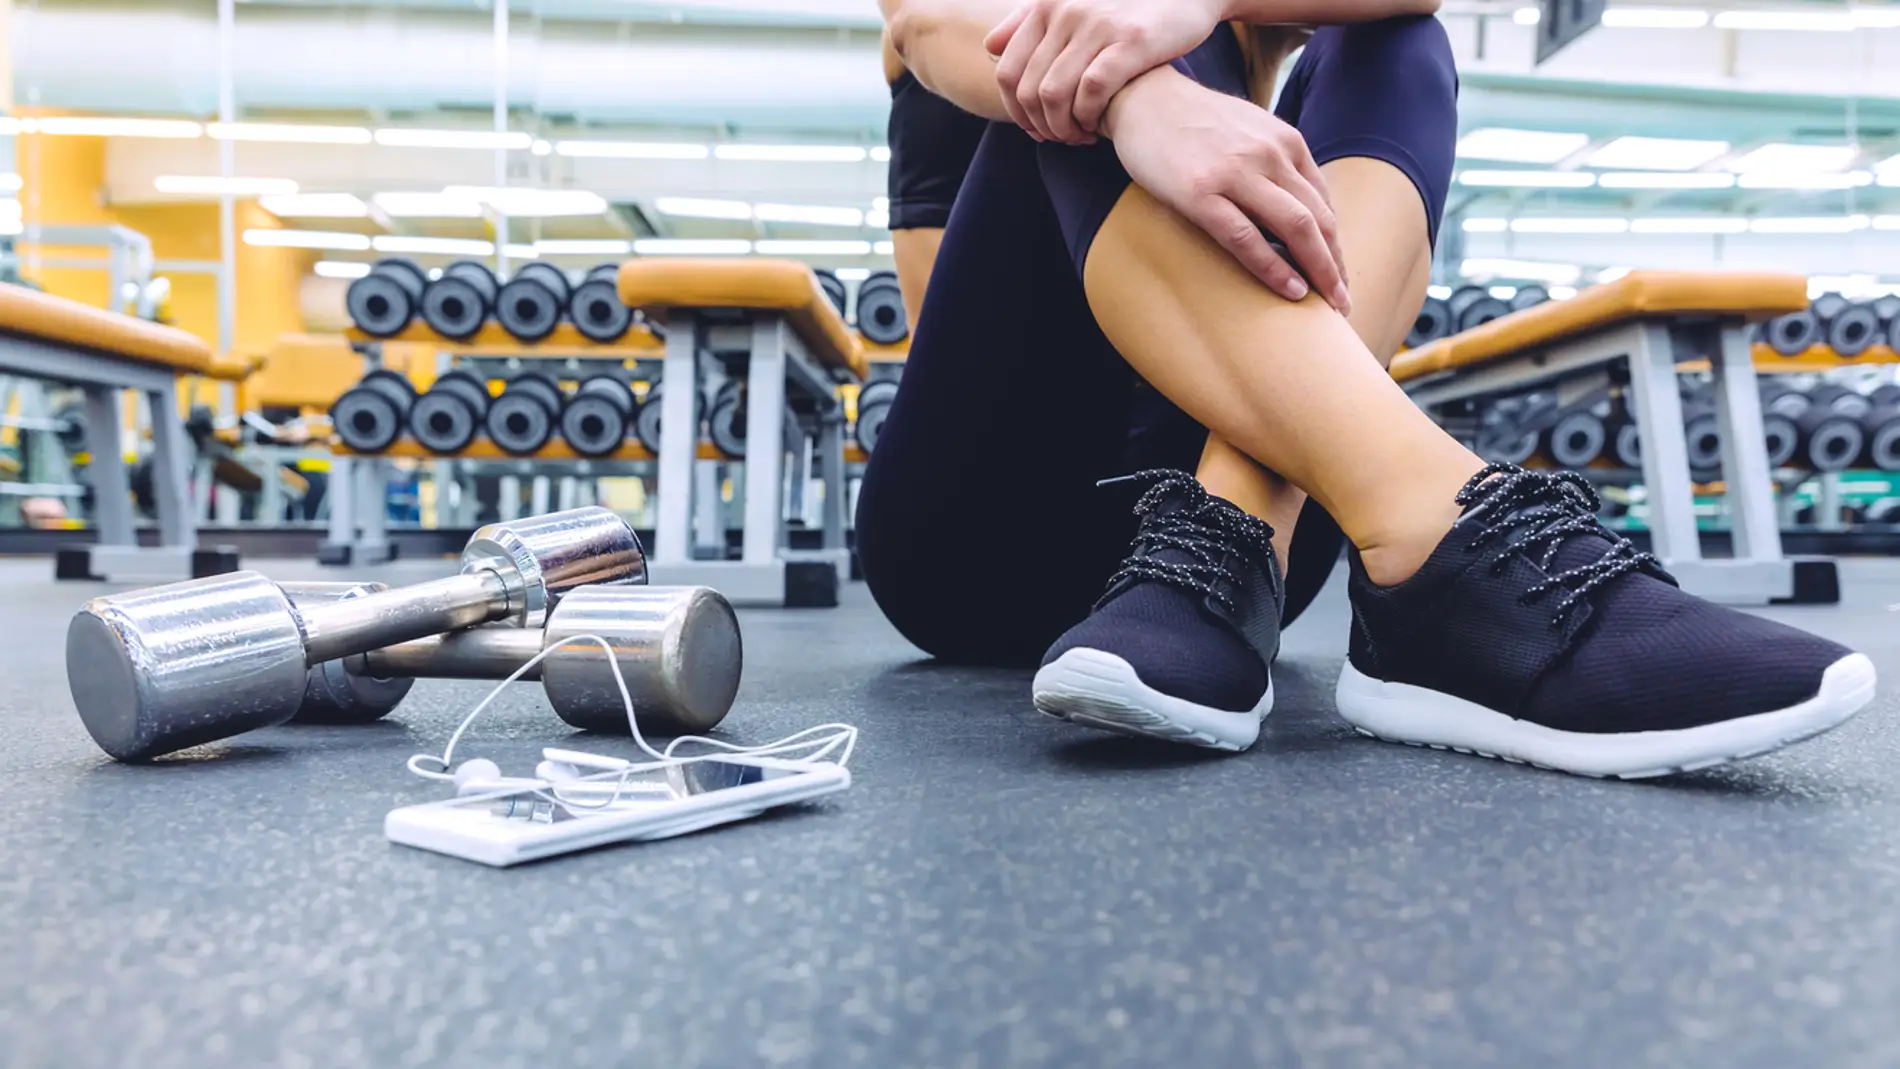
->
[[856, 19, 1458, 666]]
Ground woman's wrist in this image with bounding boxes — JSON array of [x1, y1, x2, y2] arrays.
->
[[1099, 64, 1198, 142]]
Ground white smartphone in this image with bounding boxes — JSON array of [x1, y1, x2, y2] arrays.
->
[[385, 756, 851, 867]]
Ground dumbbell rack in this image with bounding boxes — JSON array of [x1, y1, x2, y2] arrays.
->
[[329, 319, 853, 607]]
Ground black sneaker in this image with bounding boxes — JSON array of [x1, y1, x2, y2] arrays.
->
[[1033, 471, 1283, 751], [1337, 464, 1877, 778]]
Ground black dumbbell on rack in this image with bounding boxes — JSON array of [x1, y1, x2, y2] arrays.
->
[[408, 369, 492, 455], [1405, 296, 1453, 348], [569, 264, 633, 344], [417, 261, 499, 341], [707, 381, 748, 459], [496, 263, 572, 343], [854, 379, 899, 456], [485, 372, 566, 455], [346, 258, 427, 338], [855, 270, 909, 345], [1446, 285, 1511, 334], [560, 375, 638, 457], [330, 369, 417, 453]]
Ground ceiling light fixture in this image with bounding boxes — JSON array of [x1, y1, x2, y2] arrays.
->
[[634, 239, 753, 255], [1602, 8, 1711, 28], [375, 129, 533, 150], [754, 240, 874, 255], [371, 235, 497, 256], [1459, 258, 1584, 284], [1628, 217, 1749, 234], [444, 186, 608, 217], [1725, 143, 1858, 173], [313, 261, 372, 280], [1736, 171, 1873, 190], [713, 144, 869, 163], [1584, 136, 1729, 171], [155, 175, 299, 196], [1455, 128, 1592, 164], [555, 140, 710, 160], [1457, 170, 1597, 188], [35, 117, 202, 139], [1509, 217, 1630, 234], [258, 193, 370, 218], [208, 122, 371, 145], [753, 203, 866, 227], [1594, 171, 1736, 189], [654, 197, 754, 220], [1747, 215, 1870, 234], [242, 229, 372, 251], [533, 239, 634, 256], [371, 192, 485, 218]]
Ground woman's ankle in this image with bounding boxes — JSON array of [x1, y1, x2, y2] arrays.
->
[[1346, 457, 1485, 587]]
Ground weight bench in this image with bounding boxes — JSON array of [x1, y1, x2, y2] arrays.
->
[[1392, 269, 1832, 605], [619, 259, 865, 607], [0, 282, 239, 580]]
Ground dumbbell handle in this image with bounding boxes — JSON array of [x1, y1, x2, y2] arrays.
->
[[301, 567, 518, 664], [354, 625, 546, 680]]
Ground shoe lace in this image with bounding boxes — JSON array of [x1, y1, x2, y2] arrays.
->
[[1096, 470, 1276, 615], [1457, 463, 1663, 629]]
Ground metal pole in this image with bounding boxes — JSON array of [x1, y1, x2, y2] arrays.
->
[[493, 0, 510, 277], [216, 0, 236, 357]]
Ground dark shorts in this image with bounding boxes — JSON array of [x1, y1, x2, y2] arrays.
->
[[858, 19, 1458, 665], [886, 71, 991, 231]]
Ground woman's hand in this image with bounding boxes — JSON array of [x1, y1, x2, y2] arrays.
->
[[984, 0, 1228, 144], [1105, 67, 1347, 312]]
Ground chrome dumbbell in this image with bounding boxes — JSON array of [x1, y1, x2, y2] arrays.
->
[[284, 584, 740, 733], [67, 507, 646, 762]]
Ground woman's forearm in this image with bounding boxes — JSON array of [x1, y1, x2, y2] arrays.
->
[[881, 0, 1020, 120], [1225, 0, 1441, 23]]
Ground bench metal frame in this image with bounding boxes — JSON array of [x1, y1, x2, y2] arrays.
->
[[1403, 314, 1801, 605], [651, 312, 850, 606], [0, 330, 204, 580]]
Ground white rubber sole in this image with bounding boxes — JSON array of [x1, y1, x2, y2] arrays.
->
[[1032, 647, 1272, 752], [1334, 652, 1878, 779]]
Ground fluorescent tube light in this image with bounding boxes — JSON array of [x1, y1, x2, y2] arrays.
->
[[314, 261, 372, 280], [754, 240, 873, 255], [1456, 128, 1591, 164], [371, 235, 497, 256], [242, 229, 372, 251], [555, 140, 709, 160], [1584, 137, 1728, 171], [1458, 170, 1596, 188], [208, 122, 370, 144], [155, 175, 298, 196], [259, 193, 369, 218], [655, 197, 754, 220], [375, 129, 533, 150], [634, 239, 752, 255], [713, 144, 868, 163]]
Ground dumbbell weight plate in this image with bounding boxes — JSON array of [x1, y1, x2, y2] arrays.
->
[[1811, 293, 1849, 322], [1456, 296, 1512, 333], [814, 269, 847, 317], [1763, 415, 1800, 468], [331, 369, 417, 453], [559, 376, 636, 458], [1544, 410, 1605, 468], [708, 385, 748, 459], [1509, 285, 1550, 312], [854, 380, 899, 456], [443, 260, 500, 304], [485, 373, 565, 455], [345, 264, 423, 338], [1406, 297, 1452, 349], [514, 262, 573, 305], [1800, 415, 1865, 473], [1683, 410, 1724, 471], [1764, 311, 1821, 356], [568, 278, 633, 343], [1613, 422, 1642, 469], [409, 370, 492, 455], [1864, 407, 1900, 472], [1827, 303, 1882, 358], [585, 263, 621, 285], [420, 275, 490, 341], [856, 274, 909, 345], [495, 277, 563, 343]]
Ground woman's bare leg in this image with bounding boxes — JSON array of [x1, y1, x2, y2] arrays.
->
[[890, 228, 945, 333], [1087, 166, 1481, 588], [1191, 156, 1437, 572]]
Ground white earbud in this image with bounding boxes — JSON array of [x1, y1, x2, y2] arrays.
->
[[452, 758, 501, 788]]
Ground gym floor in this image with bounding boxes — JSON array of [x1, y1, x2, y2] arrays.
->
[[3, 556, 1898, 1068]]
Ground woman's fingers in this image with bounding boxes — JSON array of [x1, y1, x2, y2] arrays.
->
[[983, 5, 1032, 55], [992, 5, 1048, 137], [1072, 42, 1144, 133], [1226, 176, 1345, 308], [1288, 149, 1349, 308], [1015, 25, 1077, 141], [1188, 196, 1309, 303], [1034, 29, 1112, 142]]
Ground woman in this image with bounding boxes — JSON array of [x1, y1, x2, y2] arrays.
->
[[856, 0, 1877, 775]]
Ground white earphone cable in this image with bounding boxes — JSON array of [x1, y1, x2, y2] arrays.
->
[[406, 633, 857, 809]]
